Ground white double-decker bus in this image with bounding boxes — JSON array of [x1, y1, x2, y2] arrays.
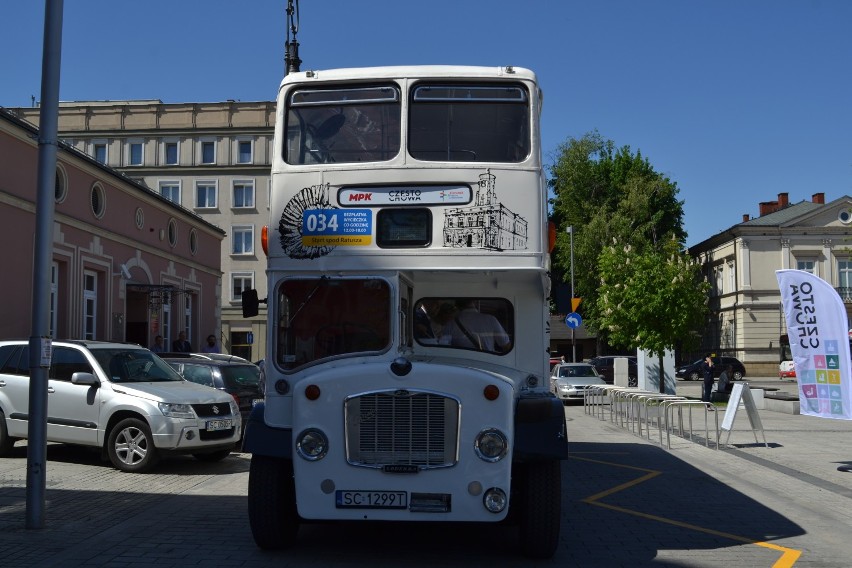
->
[[242, 65, 567, 558]]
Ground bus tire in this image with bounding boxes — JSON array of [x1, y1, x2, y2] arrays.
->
[[248, 455, 299, 549], [516, 460, 561, 559]]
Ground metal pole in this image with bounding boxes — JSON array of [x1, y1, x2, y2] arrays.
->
[[27, 0, 64, 529], [568, 225, 575, 362]]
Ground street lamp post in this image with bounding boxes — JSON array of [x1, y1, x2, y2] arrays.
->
[[567, 225, 575, 362]]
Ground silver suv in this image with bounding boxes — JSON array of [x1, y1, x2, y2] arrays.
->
[[0, 340, 241, 472]]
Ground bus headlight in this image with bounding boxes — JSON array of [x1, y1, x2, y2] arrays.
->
[[296, 428, 328, 461], [474, 428, 508, 462], [483, 487, 507, 513]]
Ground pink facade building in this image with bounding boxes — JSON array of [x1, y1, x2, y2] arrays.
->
[[0, 108, 224, 352]]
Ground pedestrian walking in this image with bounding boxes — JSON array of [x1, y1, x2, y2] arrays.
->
[[701, 353, 715, 403], [201, 334, 220, 354], [172, 331, 192, 353]]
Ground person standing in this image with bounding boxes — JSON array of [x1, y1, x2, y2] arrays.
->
[[701, 354, 715, 403], [201, 334, 221, 354], [150, 335, 165, 353], [172, 331, 192, 353]]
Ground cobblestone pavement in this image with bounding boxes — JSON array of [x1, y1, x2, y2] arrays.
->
[[1, 377, 851, 567]]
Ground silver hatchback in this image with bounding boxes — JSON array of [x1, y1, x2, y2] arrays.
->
[[0, 340, 241, 472]]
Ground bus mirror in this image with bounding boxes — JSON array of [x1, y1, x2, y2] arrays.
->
[[242, 289, 260, 318]]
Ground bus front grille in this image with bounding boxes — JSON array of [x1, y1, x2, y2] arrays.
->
[[345, 390, 459, 469]]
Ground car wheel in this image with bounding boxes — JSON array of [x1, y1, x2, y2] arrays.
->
[[514, 460, 561, 559], [193, 448, 233, 462], [0, 411, 14, 456], [628, 377, 637, 388], [689, 371, 700, 381], [248, 455, 299, 549], [733, 371, 743, 380], [107, 418, 159, 473]]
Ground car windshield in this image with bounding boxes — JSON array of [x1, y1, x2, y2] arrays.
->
[[91, 349, 184, 383], [558, 365, 597, 378], [220, 365, 262, 389]]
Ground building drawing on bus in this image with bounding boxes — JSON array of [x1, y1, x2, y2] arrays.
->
[[443, 171, 528, 251], [241, 65, 567, 559]]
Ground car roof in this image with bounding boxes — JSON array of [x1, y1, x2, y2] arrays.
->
[[0, 339, 148, 350], [160, 355, 257, 368]]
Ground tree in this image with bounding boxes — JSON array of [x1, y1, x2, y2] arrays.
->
[[548, 131, 688, 349], [597, 237, 709, 391]]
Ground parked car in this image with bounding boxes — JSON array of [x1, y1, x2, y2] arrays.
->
[[0, 340, 240, 472], [675, 356, 746, 381], [588, 355, 638, 387], [549, 363, 607, 403], [160, 354, 262, 436]]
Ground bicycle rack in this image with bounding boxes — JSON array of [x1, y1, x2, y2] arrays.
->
[[661, 400, 720, 449]]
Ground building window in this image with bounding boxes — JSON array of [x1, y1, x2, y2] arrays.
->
[[162, 299, 171, 350], [159, 181, 180, 204], [135, 207, 145, 229], [201, 140, 216, 164], [195, 181, 217, 208], [839, 260, 852, 289], [233, 180, 255, 208], [714, 266, 724, 295], [232, 225, 254, 255], [189, 229, 198, 255], [231, 272, 254, 302], [83, 270, 97, 340], [55, 164, 68, 203], [50, 262, 58, 338], [91, 183, 106, 218], [92, 141, 108, 164], [184, 295, 193, 349], [168, 218, 178, 248], [237, 139, 253, 164], [164, 140, 179, 165], [128, 141, 144, 166], [797, 259, 816, 274]]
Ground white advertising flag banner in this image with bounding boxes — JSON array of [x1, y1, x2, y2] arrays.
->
[[776, 269, 852, 420]]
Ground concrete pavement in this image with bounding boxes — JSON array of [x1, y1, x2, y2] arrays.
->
[[1, 377, 851, 567]]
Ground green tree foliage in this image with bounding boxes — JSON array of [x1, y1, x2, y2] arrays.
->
[[548, 131, 689, 344], [597, 238, 709, 389]]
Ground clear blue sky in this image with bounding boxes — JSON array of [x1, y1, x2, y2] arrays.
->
[[3, 0, 851, 246]]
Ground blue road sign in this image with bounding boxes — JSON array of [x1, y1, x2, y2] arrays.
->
[[565, 312, 582, 329]]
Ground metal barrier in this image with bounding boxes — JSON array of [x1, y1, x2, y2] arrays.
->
[[581, 385, 721, 451], [661, 400, 720, 449]]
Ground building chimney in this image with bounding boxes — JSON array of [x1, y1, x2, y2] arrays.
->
[[742, 214, 750, 222], [778, 192, 789, 208], [759, 201, 778, 216], [812, 192, 825, 204]]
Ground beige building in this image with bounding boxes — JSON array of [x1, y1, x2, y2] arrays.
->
[[689, 192, 852, 376], [0, 108, 224, 348], [9, 100, 275, 361]]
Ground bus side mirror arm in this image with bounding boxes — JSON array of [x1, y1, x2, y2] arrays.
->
[[241, 289, 267, 318]]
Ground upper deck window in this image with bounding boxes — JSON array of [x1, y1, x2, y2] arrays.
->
[[284, 85, 401, 165], [409, 84, 530, 163]]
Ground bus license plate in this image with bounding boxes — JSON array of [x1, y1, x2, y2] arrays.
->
[[336, 490, 408, 509], [206, 419, 233, 431]]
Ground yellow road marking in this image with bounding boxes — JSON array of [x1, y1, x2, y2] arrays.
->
[[571, 455, 802, 567]]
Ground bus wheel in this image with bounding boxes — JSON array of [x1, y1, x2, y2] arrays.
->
[[248, 455, 299, 549], [517, 460, 561, 559]]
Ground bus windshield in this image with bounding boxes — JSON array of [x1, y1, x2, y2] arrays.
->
[[409, 83, 530, 163], [414, 297, 514, 355], [285, 85, 401, 165], [276, 277, 392, 370]]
